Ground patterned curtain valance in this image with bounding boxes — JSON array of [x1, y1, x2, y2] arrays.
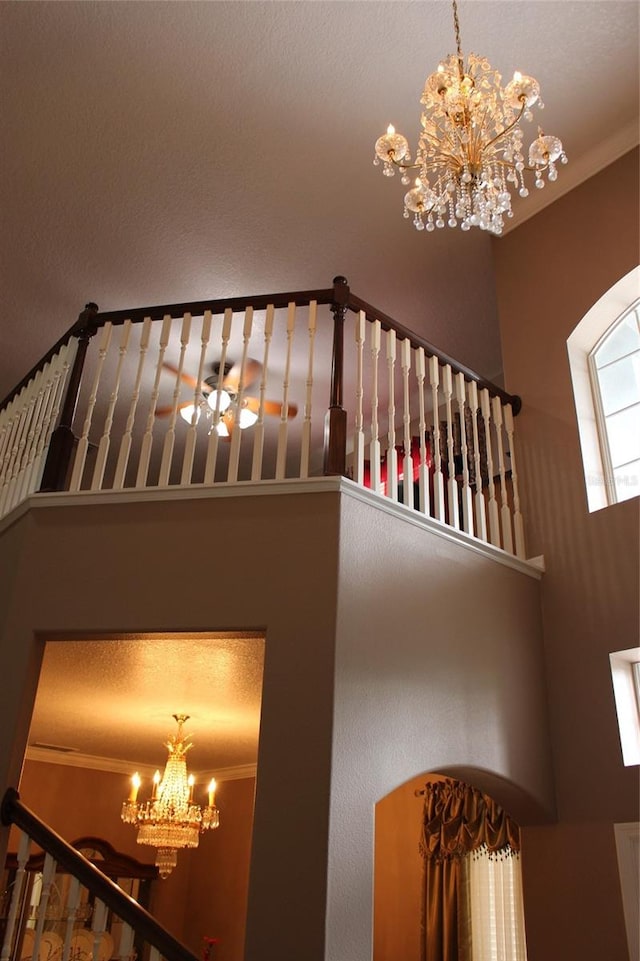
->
[[419, 779, 520, 862]]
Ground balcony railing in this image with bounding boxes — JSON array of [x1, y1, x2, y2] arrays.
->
[[0, 277, 525, 557]]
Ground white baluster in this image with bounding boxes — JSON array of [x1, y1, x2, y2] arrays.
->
[[117, 923, 135, 961], [252, 305, 275, 481], [442, 364, 459, 529], [0, 392, 28, 516], [428, 356, 445, 522], [69, 323, 113, 491], [204, 308, 232, 485], [136, 315, 172, 488], [31, 343, 74, 493], [492, 396, 514, 553], [158, 313, 192, 486], [415, 347, 430, 516], [228, 307, 254, 483], [504, 404, 526, 558], [299, 301, 318, 480], [401, 338, 412, 507], [352, 311, 366, 486], [32, 853, 58, 961], [181, 312, 212, 486], [113, 318, 152, 489], [12, 365, 50, 507], [92, 320, 132, 490], [480, 388, 501, 548], [61, 876, 81, 961], [468, 381, 487, 543], [0, 830, 31, 961], [369, 320, 382, 493], [0, 395, 23, 489], [3, 382, 39, 513], [90, 899, 108, 961], [386, 329, 398, 500], [275, 302, 296, 481], [149, 948, 161, 961], [456, 372, 474, 536]]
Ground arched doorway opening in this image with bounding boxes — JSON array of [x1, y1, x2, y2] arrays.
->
[[374, 770, 529, 961]]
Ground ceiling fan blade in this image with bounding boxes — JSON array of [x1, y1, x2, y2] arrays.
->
[[162, 361, 210, 394], [244, 397, 298, 419], [223, 359, 262, 393], [155, 401, 193, 418]]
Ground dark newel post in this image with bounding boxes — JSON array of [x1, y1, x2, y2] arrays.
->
[[40, 302, 99, 492], [323, 276, 349, 476]]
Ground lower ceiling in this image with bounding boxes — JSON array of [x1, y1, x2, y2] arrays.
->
[[27, 635, 265, 782]]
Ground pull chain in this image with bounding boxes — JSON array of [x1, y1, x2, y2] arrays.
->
[[452, 0, 465, 80]]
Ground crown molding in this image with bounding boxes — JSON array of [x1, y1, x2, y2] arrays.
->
[[502, 120, 639, 235], [25, 746, 257, 783]]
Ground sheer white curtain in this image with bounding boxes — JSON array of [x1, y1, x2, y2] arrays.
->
[[461, 846, 528, 961]]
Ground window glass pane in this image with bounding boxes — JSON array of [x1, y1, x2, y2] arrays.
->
[[613, 460, 640, 502], [606, 405, 640, 467], [597, 351, 640, 415], [595, 306, 640, 368]]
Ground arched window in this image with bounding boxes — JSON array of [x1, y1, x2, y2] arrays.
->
[[568, 267, 640, 511]]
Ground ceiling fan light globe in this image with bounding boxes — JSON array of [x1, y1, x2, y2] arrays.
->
[[180, 404, 200, 425], [206, 389, 231, 413], [239, 408, 259, 429]]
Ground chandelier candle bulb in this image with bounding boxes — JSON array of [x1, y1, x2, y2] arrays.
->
[[129, 773, 141, 804], [208, 779, 217, 808], [373, 0, 566, 234]]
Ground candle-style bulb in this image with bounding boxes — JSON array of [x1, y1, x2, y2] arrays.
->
[[129, 772, 141, 803], [208, 778, 217, 808]]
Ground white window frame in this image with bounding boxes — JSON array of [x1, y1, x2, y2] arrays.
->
[[567, 266, 640, 512], [609, 647, 640, 766], [588, 301, 640, 504]]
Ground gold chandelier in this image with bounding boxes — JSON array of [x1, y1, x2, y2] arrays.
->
[[373, 0, 566, 235], [121, 714, 219, 878]]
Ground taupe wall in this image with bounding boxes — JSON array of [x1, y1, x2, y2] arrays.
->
[[0, 492, 341, 961], [492, 147, 640, 961], [325, 491, 553, 960], [0, 485, 552, 960]]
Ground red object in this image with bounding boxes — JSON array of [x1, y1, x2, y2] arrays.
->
[[363, 435, 433, 496], [202, 937, 220, 961]]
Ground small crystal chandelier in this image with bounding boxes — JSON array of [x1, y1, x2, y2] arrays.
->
[[121, 714, 220, 878], [373, 0, 566, 235]]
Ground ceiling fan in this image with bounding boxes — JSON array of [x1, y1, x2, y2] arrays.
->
[[156, 360, 297, 437]]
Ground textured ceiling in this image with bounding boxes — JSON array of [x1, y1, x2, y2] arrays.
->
[[28, 636, 265, 778], [1, 1, 638, 402], [5, 1, 639, 776]]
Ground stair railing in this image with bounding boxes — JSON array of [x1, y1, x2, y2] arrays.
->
[[0, 788, 199, 961], [0, 277, 525, 557]]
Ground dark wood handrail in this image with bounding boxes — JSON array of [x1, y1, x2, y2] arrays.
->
[[347, 292, 521, 413], [1, 278, 519, 414], [0, 287, 336, 410], [1, 788, 200, 961]]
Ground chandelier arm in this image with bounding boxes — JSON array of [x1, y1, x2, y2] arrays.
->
[[483, 100, 527, 153], [389, 156, 421, 172]]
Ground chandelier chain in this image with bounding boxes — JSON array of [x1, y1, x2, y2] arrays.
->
[[452, 0, 465, 81]]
